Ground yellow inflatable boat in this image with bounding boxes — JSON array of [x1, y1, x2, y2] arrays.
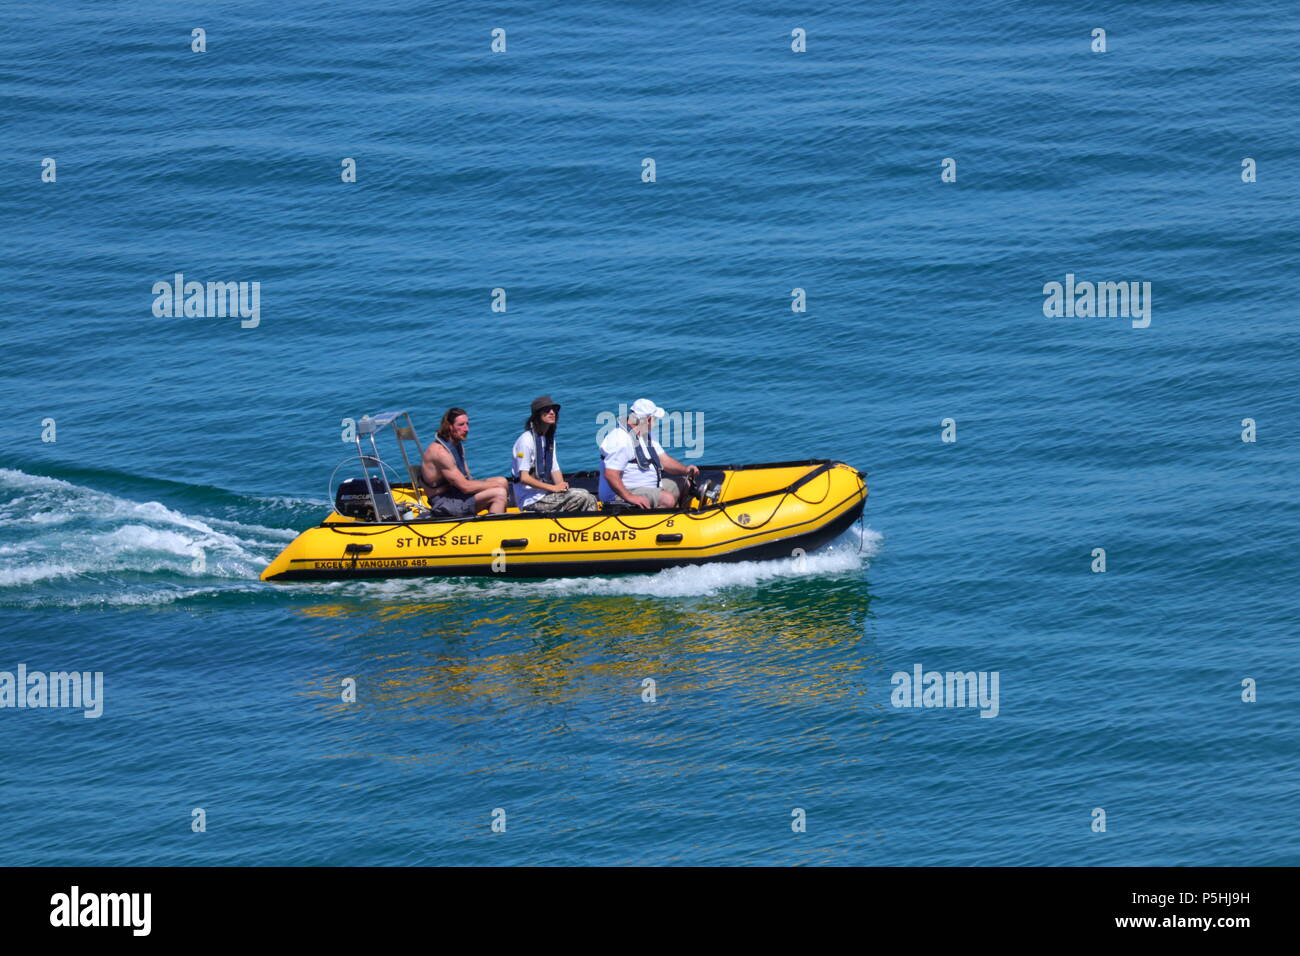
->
[[260, 411, 867, 582]]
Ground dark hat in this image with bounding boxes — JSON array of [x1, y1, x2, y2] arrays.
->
[[530, 395, 560, 414]]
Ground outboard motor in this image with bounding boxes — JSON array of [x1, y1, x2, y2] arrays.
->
[[335, 476, 389, 521]]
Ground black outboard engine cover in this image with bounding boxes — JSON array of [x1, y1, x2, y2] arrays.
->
[[335, 477, 387, 521]]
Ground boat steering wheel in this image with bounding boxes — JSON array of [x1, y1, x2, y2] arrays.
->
[[684, 473, 718, 511]]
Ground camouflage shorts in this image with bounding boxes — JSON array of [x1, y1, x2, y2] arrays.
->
[[522, 487, 598, 512]]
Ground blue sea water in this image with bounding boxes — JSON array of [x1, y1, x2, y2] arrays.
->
[[1, 0, 1297, 865]]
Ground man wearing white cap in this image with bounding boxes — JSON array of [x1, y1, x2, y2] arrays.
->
[[598, 398, 699, 509]]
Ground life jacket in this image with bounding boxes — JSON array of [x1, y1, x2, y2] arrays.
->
[[512, 428, 555, 497], [598, 425, 661, 502], [527, 427, 554, 479], [427, 436, 471, 495]]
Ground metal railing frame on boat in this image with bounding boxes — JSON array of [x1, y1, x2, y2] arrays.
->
[[334, 410, 426, 523]]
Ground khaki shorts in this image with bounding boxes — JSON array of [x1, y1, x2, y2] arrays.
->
[[620, 478, 678, 508]]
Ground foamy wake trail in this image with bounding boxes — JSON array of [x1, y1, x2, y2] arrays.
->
[[0, 468, 297, 603], [1, 467, 881, 605], [347, 524, 883, 601]]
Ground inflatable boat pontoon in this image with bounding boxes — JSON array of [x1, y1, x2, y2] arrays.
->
[[260, 411, 867, 582]]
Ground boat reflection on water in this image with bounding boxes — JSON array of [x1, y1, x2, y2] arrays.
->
[[294, 556, 880, 715]]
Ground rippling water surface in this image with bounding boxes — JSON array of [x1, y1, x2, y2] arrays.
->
[[1, 1, 1297, 865]]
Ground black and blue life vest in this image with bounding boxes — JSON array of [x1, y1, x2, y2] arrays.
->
[[526, 427, 554, 479], [434, 436, 471, 481], [599, 425, 661, 501]]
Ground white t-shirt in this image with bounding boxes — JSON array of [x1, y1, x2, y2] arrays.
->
[[599, 428, 665, 501], [512, 431, 561, 510]]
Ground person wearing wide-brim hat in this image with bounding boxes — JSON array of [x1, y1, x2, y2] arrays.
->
[[511, 396, 598, 513]]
